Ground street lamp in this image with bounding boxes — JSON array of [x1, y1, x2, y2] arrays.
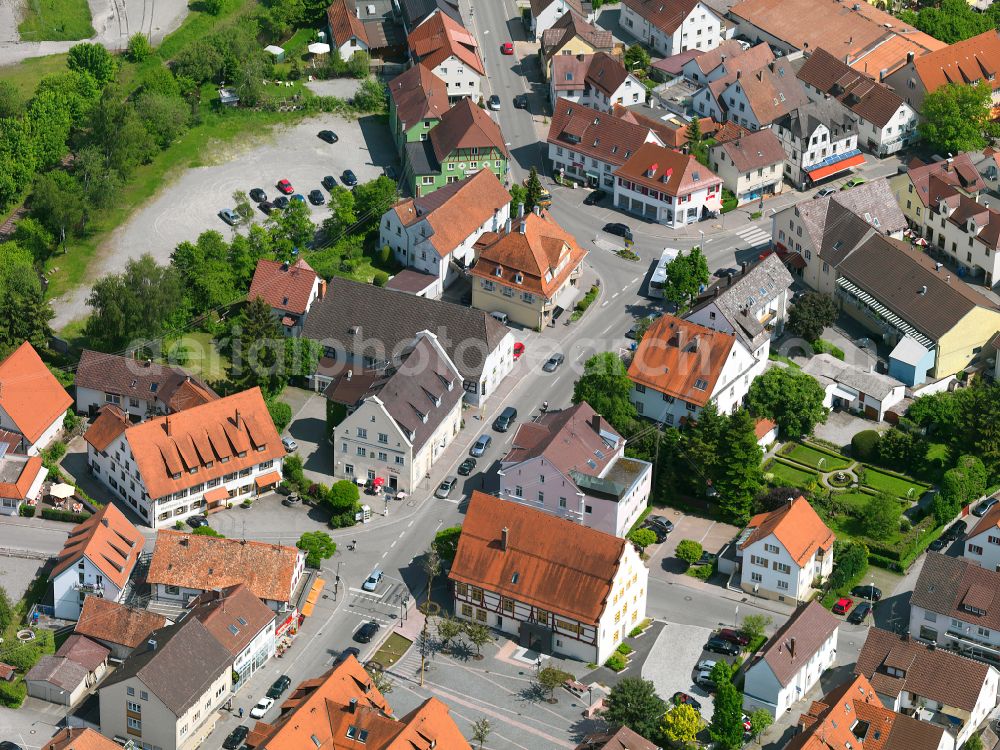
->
[[698, 229, 705, 249], [735, 605, 740, 629]]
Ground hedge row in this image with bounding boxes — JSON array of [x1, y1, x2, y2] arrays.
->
[[40, 508, 91, 524], [866, 515, 937, 563], [801, 440, 855, 462]]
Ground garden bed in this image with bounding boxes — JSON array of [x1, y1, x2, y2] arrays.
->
[[859, 467, 928, 500], [370, 633, 412, 669], [767, 459, 818, 488], [783, 443, 853, 471]]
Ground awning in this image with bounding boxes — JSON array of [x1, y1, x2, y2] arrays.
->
[[300, 578, 325, 617], [807, 153, 866, 181], [255, 471, 282, 489], [204, 487, 230, 503]]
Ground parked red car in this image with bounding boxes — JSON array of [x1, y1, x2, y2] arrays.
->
[[832, 597, 854, 615], [501, 42, 514, 55], [276, 178, 294, 195], [717, 628, 750, 647], [513, 342, 525, 360]]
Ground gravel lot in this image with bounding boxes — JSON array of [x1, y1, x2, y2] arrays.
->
[[52, 114, 398, 329], [642, 621, 722, 720]]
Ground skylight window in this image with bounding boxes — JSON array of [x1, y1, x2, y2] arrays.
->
[[228, 624, 239, 635], [586, 459, 598, 469]]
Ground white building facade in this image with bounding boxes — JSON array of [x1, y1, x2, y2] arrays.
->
[[620, 0, 723, 57], [740, 531, 833, 602], [426, 55, 482, 101]]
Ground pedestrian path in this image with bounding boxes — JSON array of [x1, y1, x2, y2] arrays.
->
[[733, 223, 772, 248]]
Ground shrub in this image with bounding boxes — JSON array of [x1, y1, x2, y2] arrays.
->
[[43, 441, 67, 463], [617, 643, 634, 655], [675, 539, 703, 564], [0, 679, 26, 708], [40, 508, 90, 524], [811, 339, 845, 360], [330, 510, 357, 529], [851, 430, 879, 461], [378, 245, 392, 266], [267, 399, 292, 432], [575, 285, 600, 313], [604, 652, 627, 671], [19, 505, 35, 517], [373, 271, 389, 287], [828, 540, 868, 592], [126, 32, 153, 62], [688, 560, 716, 580], [283, 455, 305, 489], [629, 528, 657, 550]]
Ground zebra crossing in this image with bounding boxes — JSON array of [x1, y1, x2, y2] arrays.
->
[[733, 223, 772, 249]]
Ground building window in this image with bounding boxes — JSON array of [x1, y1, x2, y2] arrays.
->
[[127, 718, 141, 731], [559, 497, 567, 508], [764, 543, 779, 554], [345, 463, 354, 475], [127, 701, 141, 713], [776, 579, 789, 590], [127, 687, 135, 696], [537, 491, 544, 503], [750, 572, 762, 582], [357, 428, 367, 439], [378, 433, 388, 444], [969, 544, 984, 555], [514, 485, 523, 498], [773, 562, 791, 574], [750, 555, 768, 567]]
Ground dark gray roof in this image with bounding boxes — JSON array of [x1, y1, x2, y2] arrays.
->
[[776, 97, 858, 141], [302, 277, 510, 383], [398, 0, 461, 29], [910, 552, 1000, 633], [75, 350, 216, 405], [751, 601, 839, 687], [825, 178, 907, 236], [26, 656, 89, 691], [819, 201, 879, 266], [101, 616, 232, 716], [802, 353, 903, 400], [405, 139, 440, 177]]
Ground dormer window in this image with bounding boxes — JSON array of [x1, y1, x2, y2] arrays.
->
[[494, 266, 502, 277], [514, 273, 523, 284]]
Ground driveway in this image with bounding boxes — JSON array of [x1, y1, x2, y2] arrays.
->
[[51, 115, 396, 329], [281, 387, 334, 486], [810, 410, 889, 451], [646, 512, 739, 580], [641, 621, 722, 721]]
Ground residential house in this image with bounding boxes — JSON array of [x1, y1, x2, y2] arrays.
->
[[728, 0, 944, 76], [651, 48, 706, 81], [26, 634, 110, 706], [708, 127, 786, 205], [773, 99, 862, 190], [771, 177, 907, 293], [379, 168, 511, 297], [470, 207, 589, 328], [710, 60, 810, 132], [406, 11, 484, 101], [755, 417, 778, 448], [98, 615, 234, 750], [325, 0, 370, 59], [890, 154, 985, 233], [146, 530, 306, 635], [324, 332, 463, 493], [397, 0, 461, 33], [44, 728, 122, 750], [620, 0, 725, 57], [74, 598, 168, 661], [547, 98, 665, 189], [302, 276, 514, 404], [685, 252, 794, 372], [910, 552, 1000, 667], [785, 674, 955, 750], [797, 48, 918, 157], [883, 31, 1000, 115], [83, 387, 286, 527], [574, 727, 660, 750], [737, 496, 835, 603], [540, 10, 616, 82], [49, 503, 145, 621], [74, 351, 217, 421], [681, 39, 763, 85], [185, 584, 275, 693], [688, 43, 775, 120], [497, 401, 653, 537], [334, 0, 404, 60], [802, 353, 905, 421], [0, 453, 46, 516], [613, 142, 723, 226], [549, 52, 645, 111], [404, 98, 508, 197], [857, 627, 1000, 749], [965, 504, 1000, 572], [530, 0, 590, 42], [743, 601, 839, 716], [387, 63, 449, 152], [244, 657, 471, 749], [0, 341, 72, 456], [247, 258, 324, 336], [449, 491, 649, 663], [628, 315, 756, 425], [836, 234, 1000, 385]]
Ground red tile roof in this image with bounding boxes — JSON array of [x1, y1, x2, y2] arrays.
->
[[754, 417, 777, 439], [548, 98, 661, 168], [326, 0, 369, 48], [797, 48, 906, 128], [0, 455, 43, 501], [541, 11, 614, 63], [44, 728, 123, 750], [248, 258, 319, 317], [187, 584, 276, 657], [118, 387, 285, 501], [912, 30, 1000, 95], [621, 0, 701, 34], [740, 497, 834, 566], [407, 11, 484, 75], [449, 492, 626, 625], [969, 501, 1000, 538], [712, 128, 786, 173], [74, 597, 167, 649], [627, 315, 734, 406], [614, 142, 722, 197], [0, 341, 72, 444], [388, 63, 449, 128], [470, 209, 588, 298], [50, 503, 144, 590], [904, 153, 985, 209], [430, 98, 508, 163], [83, 404, 129, 453]]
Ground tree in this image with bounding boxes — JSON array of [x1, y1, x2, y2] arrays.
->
[[936, 466, 972, 524], [433, 526, 461, 562], [788, 292, 837, 342], [232, 190, 254, 223], [126, 32, 153, 62], [661, 702, 701, 748], [471, 718, 492, 749], [749, 708, 773, 742], [297, 531, 336, 568], [852, 429, 880, 461], [233, 49, 269, 107], [710, 659, 735, 686], [135, 91, 190, 150], [861, 493, 902, 540], [347, 50, 371, 78], [710, 680, 745, 750], [422, 546, 441, 605], [0, 242, 53, 353], [739, 614, 772, 644], [572, 352, 638, 432], [919, 81, 996, 156], [603, 677, 666, 741], [74, 144, 123, 208], [629, 528, 657, 550], [524, 167, 544, 212], [715, 409, 764, 522], [624, 44, 651, 75], [267, 199, 315, 259], [0, 585, 12, 635], [266, 398, 292, 431], [87, 86, 157, 178], [322, 185, 357, 240], [192, 526, 224, 537], [685, 117, 702, 150], [0, 81, 24, 118], [675, 539, 703, 565], [956, 454, 987, 499], [13, 217, 54, 264], [173, 40, 223, 84], [353, 76, 388, 112], [660, 247, 709, 312], [828, 540, 868, 592], [25, 88, 73, 170], [900, 0, 992, 44], [755, 486, 803, 513], [509, 183, 526, 212], [962, 735, 984, 750], [437, 614, 463, 651], [67, 43, 117, 85], [326, 480, 360, 514], [536, 666, 573, 701], [0, 117, 37, 210], [31, 171, 86, 247], [365, 665, 394, 695], [747, 367, 828, 438], [353, 176, 398, 226], [84, 255, 185, 352], [464, 622, 493, 657], [227, 297, 285, 395]]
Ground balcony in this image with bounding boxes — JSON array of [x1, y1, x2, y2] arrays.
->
[[75, 582, 105, 595]]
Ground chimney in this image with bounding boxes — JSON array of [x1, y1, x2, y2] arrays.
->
[[919, 285, 927, 295], [518, 202, 525, 219], [519, 221, 526, 234], [504, 218, 512, 234], [736, 69, 741, 80], [936, 262, 943, 271], [727, 273, 734, 287], [349, 698, 358, 713], [347, 369, 353, 381], [165, 416, 171, 436], [281, 261, 289, 271], [907, 51, 915, 65], [533, 205, 541, 216], [577, 53, 585, 61], [145, 359, 152, 368], [946, 274, 951, 284], [591, 414, 602, 433], [101, 517, 109, 528], [741, 261, 748, 275], [789, 637, 796, 657], [148, 638, 157, 650], [501, 526, 509, 551], [235, 408, 241, 427], [318, 279, 327, 299]]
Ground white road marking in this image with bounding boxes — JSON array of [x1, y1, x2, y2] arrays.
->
[[601, 300, 609, 306], [390, 540, 397, 548], [407, 520, 414, 528], [733, 224, 771, 246], [611, 292, 619, 299], [632, 276, 641, 283]]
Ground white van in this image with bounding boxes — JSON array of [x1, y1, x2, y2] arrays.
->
[[490, 311, 509, 325]]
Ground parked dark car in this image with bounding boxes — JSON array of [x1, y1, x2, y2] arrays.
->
[[322, 175, 337, 190], [187, 514, 208, 528], [493, 406, 518, 432], [249, 188, 267, 202], [223, 725, 249, 750], [672, 692, 702, 711], [342, 169, 359, 187], [929, 537, 948, 552], [266, 674, 291, 699], [584, 189, 606, 206], [603, 222, 633, 242], [335, 646, 361, 664], [973, 496, 999, 517], [308, 189, 326, 205], [273, 196, 290, 209], [354, 620, 380, 643], [852, 584, 883, 602], [848, 601, 872, 625], [704, 637, 740, 656], [646, 515, 674, 533], [714, 267, 739, 278], [514, 93, 528, 109], [640, 522, 667, 543], [258, 200, 276, 214], [943, 520, 967, 541], [717, 628, 750, 646], [318, 130, 339, 143], [693, 551, 718, 566], [457, 457, 477, 475]]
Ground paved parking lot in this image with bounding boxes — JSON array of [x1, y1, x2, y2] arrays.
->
[[52, 115, 398, 328], [642, 621, 727, 721], [646, 511, 739, 579]]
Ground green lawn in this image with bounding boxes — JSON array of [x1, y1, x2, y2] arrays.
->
[[370, 633, 412, 668], [0, 53, 69, 98], [835, 492, 874, 512], [17, 0, 93, 41], [172, 332, 231, 383], [785, 444, 853, 471], [861, 469, 927, 500], [768, 460, 818, 488]]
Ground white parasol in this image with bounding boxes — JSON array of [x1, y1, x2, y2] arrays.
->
[[308, 42, 331, 55], [50, 483, 75, 499]]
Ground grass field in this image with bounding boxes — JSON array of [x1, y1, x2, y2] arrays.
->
[[17, 0, 94, 41], [172, 332, 231, 382], [835, 492, 873, 511], [785, 444, 853, 471], [861, 468, 927, 500], [371, 633, 412, 668], [768, 460, 818, 488]]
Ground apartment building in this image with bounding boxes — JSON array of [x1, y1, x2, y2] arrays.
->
[[620, 0, 725, 57], [406, 11, 484, 101], [965, 504, 1000, 572], [549, 52, 645, 111], [708, 128, 786, 205], [773, 99, 861, 190]]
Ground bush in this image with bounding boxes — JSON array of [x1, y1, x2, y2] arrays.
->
[[605, 652, 627, 671], [687, 560, 716, 580], [126, 32, 153, 62], [373, 271, 389, 287], [811, 339, 845, 360], [40, 508, 90, 524], [852, 430, 880, 461], [629, 528, 657, 550], [267, 399, 292, 432], [675, 539, 703, 564], [283, 455, 305, 489], [378, 245, 392, 266], [43, 441, 67, 463], [575, 285, 600, 313], [19, 505, 35, 517], [329, 510, 357, 529], [828, 540, 868, 592], [617, 643, 634, 655], [860, 493, 902, 540], [721, 189, 738, 213], [0, 680, 26, 708]]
